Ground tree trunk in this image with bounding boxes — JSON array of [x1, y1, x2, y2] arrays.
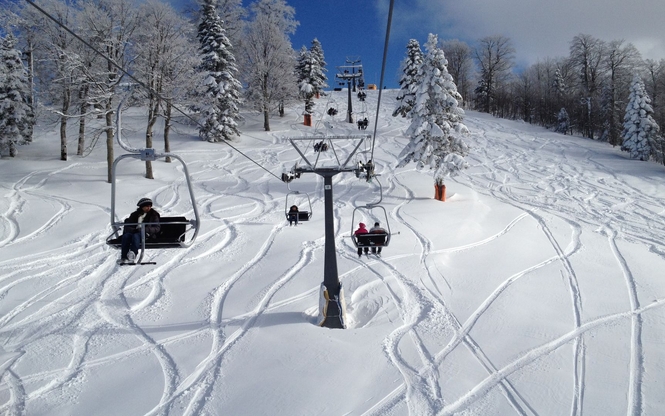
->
[[60, 116, 68, 161], [145, 96, 159, 180], [105, 99, 114, 184], [25, 41, 35, 108], [60, 88, 71, 161], [263, 74, 270, 131], [9, 141, 17, 157], [263, 108, 270, 131], [163, 101, 172, 163], [77, 85, 89, 156]]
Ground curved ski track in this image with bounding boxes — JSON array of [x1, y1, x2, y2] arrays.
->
[[1, 100, 664, 416]]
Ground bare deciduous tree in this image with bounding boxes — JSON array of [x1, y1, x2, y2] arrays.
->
[[474, 35, 515, 114], [241, 0, 298, 131]]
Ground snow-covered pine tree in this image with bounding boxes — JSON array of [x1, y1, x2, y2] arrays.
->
[[552, 68, 566, 99], [295, 46, 316, 115], [309, 38, 328, 98], [0, 33, 34, 157], [197, 0, 242, 142], [393, 39, 422, 118], [621, 75, 660, 161], [556, 107, 571, 135], [397, 33, 470, 189]]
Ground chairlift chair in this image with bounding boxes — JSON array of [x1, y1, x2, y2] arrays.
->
[[313, 140, 329, 152], [285, 190, 313, 223], [357, 117, 369, 130], [105, 99, 200, 265], [350, 205, 391, 250]]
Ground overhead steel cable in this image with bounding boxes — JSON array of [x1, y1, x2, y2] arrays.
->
[[370, 0, 395, 163], [23, 0, 282, 181]]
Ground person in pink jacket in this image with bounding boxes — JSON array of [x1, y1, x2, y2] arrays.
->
[[354, 222, 369, 257]]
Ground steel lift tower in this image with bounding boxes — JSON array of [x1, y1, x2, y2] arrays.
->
[[284, 134, 370, 328], [335, 57, 364, 124]]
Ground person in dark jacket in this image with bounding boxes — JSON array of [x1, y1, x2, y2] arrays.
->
[[369, 222, 387, 254], [120, 197, 161, 263], [288, 205, 299, 226]]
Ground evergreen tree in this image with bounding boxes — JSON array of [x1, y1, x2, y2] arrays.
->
[[393, 39, 422, 118], [295, 46, 316, 114], [552, 68, 566, 98], [0, 34, 34, 157], [309, 38, 328, 97], [197, 0, 243, 142], [556, 108, 571, 135], [621, 75, 659, 161], [397, 34, 470, 185]]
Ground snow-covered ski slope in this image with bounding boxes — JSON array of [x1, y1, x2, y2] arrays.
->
[[1, 89, 665, 415]]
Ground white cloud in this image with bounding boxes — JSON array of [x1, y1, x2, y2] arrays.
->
[[391, 0, 665, 65]]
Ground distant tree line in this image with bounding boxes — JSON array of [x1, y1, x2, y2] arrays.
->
[[0, 0, 327, 176], [407, 33, 665, 165]]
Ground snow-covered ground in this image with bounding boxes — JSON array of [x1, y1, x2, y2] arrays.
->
[[1, 89, 665, 415]]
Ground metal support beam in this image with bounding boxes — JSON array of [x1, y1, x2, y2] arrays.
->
[[318, 172, 346, 328], [346, 82, 353, 124]]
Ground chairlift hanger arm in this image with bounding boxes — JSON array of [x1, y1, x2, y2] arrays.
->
[[342, 138, 368, 169], [109, 154, 200, 245]]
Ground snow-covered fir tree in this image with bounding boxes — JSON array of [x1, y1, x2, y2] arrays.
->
[[397, 33, 470, 185], [197, 0, 242, 142], [552, 68, 566, 98], [556, 107, 571, 135], [295, 46, 316, 114], [308, 38, 328, 97], [0, 34, 34, 157], [393, 39, 423, 118], [621, 75, 660, 161]]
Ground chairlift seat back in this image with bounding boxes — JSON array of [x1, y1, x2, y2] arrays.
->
[[353, 232, 388, 248], [107, 216, 189, 249], [298, 211, 311, 221]]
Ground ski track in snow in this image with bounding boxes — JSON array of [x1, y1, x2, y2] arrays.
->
[[1, 97, 665, 415]]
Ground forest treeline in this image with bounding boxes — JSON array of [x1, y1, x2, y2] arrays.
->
[[435, 34, 664, 164]]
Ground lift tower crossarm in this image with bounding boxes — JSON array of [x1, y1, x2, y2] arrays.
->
[[288, 135, 370, 170]]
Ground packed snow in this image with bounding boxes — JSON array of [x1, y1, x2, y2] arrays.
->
[[1, 89, 665, 415]]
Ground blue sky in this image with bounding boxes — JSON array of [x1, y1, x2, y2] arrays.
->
[[170, 0, 665, 89]]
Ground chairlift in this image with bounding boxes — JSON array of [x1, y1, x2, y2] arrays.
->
[[350, 178, 391, 250], [356, 100, 369, 130], [285, 190, 313, 223], [313, 140, 329, 152], [105, 98, 200, 265], [350, 205, 391, 250]]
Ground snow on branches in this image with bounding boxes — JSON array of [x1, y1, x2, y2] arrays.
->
[[621, 75, 660, 161], [197, 0, 242, 142], [0, 34, 34, 157], [397, 33, 469, 184]]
